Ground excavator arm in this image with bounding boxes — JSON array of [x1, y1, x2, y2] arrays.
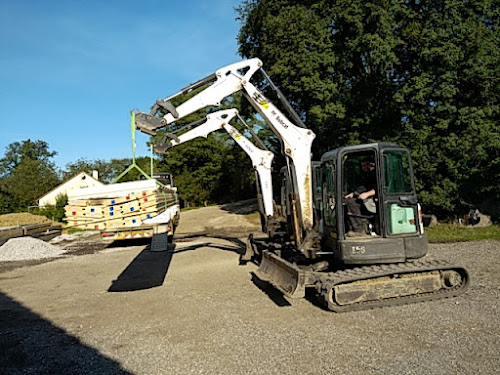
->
[[135, 58, 319, 256], [134, 59, 263, 134], [153, 108, 275, 218]]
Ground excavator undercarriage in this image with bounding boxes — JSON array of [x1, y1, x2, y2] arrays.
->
[[246, 238, 470, 312]]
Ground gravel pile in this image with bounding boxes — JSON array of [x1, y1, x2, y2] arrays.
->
[[0, 237, 64, 261]]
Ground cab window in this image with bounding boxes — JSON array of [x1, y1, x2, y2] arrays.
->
[[383, 150, 413, 194]]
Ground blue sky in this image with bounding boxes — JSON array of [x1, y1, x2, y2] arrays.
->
[[0, 0, 243, 169]]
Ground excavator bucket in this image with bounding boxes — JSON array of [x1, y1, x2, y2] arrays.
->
[[256, 250, 306, 298]]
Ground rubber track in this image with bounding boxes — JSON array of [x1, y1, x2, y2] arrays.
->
[[318, 260, 470, 312]]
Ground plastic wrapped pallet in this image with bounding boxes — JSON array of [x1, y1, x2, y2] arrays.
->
[[65, 179, 179, 233]]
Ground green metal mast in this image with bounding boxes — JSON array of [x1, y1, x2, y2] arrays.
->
[[112, 112, 156, 184]]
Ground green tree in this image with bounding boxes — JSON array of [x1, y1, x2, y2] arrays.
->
[[0, 140, 60, 213], [237, 0, 500, 219], [156, 133, 255, 207], [63, 157, 154, 183], [37, 193, 68, 222]]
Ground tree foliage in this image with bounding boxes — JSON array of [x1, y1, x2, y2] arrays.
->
[[151, 88, 264, 207], [63, 157, 153, 183], [237, 0, 500, 219], [155, 126, 256, 207], [0, 140, 60, 213], [36, 193, 68, 222]]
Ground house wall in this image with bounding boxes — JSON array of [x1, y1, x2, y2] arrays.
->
[[39, 173, 104, 206]]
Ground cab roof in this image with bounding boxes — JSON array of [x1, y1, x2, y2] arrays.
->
[[320, 142, 401, 162]]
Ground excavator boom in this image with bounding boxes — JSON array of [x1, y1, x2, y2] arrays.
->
[[135, 57, 317, 254]]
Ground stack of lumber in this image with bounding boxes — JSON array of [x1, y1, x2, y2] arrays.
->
[[65, 180, 177, 231]]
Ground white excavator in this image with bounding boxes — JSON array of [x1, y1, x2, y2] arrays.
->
[[134, 58, 470, 312]]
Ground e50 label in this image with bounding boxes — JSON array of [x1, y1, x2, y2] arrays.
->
[[351, 245, 366, 254]]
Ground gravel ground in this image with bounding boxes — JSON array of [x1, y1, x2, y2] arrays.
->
[[49, 231, 101, 244], [0, 205, 499, 375]]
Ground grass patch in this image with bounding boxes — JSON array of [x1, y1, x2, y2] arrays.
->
[[64, 227, 96, 234], [180, 206, 201, 212], [426, 224, 500, 243], [244, 211, 263, 226], [180, 203, 218, 212]]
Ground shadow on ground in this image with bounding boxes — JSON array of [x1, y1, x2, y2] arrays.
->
[[108, 246, 174, 292], [250, 272, 292, 307], [108, 235, 247, 293], [219, 199, 258, 214], [107, 233, 295, 309], [0, 292, 132, 375], [174, 234, 247, 255]]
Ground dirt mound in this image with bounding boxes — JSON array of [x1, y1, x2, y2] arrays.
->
[[0, 213, 54, 227]]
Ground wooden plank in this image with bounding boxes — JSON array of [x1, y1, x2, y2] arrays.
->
[[104, 202, 165, 218], [65, 203, 169, 222], [140, 195, 177, 205], [33, 229, 63, 241], [66, 208, 163, 228], [104, 213, 155, 229], [81, 222, 107, 230], [66, 221, 107, 230], [88, 190, 156, 206], [67, 199, 88, 207], [65, 206, 104, 218], [23, 223, 52, 236], [22, 222, 51, 231], [66, 188, 176, 209], [0, 226, 24, 241], [101, 190, 175, 207], [68, 179, 159, 200], [0, 224, 62, 244]]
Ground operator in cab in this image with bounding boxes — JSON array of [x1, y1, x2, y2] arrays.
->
[[344, 157, 377, 237]]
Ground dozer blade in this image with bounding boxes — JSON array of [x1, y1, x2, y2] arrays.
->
[[256, 251, 306, 298]]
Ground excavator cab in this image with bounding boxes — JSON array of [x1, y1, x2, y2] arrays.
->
[[319, 143, 428, 265]]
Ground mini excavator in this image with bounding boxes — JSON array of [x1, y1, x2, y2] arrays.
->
[[134, 58, 469, 312]]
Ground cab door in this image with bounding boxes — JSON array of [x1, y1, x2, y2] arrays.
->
[[381, 148, 419, 236], [321, 162, 337, 240]]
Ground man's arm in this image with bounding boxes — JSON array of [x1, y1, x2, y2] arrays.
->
[[359, 189, 375, 201]]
